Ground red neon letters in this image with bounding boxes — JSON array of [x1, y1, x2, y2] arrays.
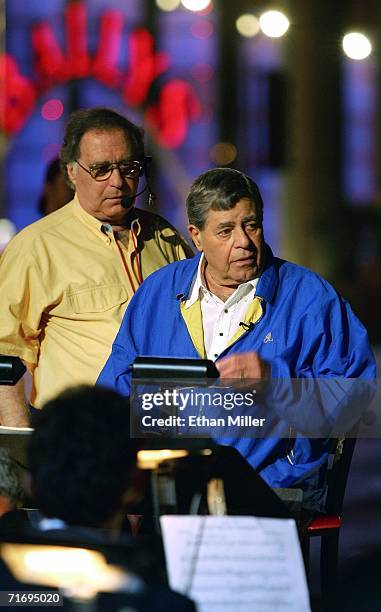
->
[[1, 3, 200, 147]]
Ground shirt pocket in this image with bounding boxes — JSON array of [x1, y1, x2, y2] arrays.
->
[[67, 284, 128, 314]]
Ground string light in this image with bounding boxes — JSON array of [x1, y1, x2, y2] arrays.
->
[[236, 14, 260, 38], [41, 99, 64, 121], [259, 10, 290, 38], [209, 142, 237, 165], [155, 0, 180, 11], [190, 20, 214, 39], [342, 32, 372, 60], [181, 0, 211, 12]]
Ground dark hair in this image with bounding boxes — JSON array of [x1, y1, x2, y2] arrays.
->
[[0, 448, 24, 506], [186, 168, 264, 229], [28, 386, 136, 528], [60, 107, 145, 185], [38, 158, 73, 215]]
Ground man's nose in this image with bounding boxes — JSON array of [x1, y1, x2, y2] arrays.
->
[[109, 167, 125, 188], [234, 227, 251, 247]]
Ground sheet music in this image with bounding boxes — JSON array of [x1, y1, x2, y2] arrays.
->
[[160, 515, 311, 612]]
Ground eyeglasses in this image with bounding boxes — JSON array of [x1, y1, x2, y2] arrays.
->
[[75, 159, 145, 182]]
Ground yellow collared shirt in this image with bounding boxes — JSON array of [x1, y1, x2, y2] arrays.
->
[[0, 197, 193, 407]]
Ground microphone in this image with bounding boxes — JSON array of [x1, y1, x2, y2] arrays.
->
[[121, 182, 156, 208], [121, 184, 148, 208], [121, 155, 155, 208], [239, 321, 255, 331]]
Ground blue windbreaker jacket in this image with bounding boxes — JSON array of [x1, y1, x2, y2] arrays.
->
[[98, 246, 376, 509]]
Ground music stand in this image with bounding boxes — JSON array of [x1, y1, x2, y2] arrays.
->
[[0, 356, 31, 468], [132, 356, 219, 380], [151, 445, 292, 520], [131, 358, 292, 524], [0, 356, 26, 385]]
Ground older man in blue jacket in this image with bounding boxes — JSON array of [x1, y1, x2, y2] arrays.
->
[[98, 168, 376, 511]]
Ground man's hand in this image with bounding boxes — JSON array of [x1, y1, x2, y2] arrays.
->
[[0, 378, 31, 427], [216, 351, 270, 381]]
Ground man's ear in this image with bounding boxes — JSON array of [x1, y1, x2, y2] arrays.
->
[[188, 224, 203, 252], [66, 162, 77, 188]]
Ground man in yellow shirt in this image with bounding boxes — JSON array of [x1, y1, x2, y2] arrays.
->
[[0, 107, 192, 425]]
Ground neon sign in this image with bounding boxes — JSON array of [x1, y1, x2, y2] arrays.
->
[[0, 3, 201, 147]]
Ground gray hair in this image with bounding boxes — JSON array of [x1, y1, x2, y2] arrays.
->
[[0, 448, 24, 506], [60, 107, 145, 186], [186, 168, 264, 229]]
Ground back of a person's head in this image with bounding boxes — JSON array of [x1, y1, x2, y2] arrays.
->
[[28, 386, 135, 529], [0, 448, 24, 515], [38, 158, 74, 216]]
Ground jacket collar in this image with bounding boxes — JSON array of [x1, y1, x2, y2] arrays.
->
[[256, 244, 279, 304], [176, 244, 279, 304]]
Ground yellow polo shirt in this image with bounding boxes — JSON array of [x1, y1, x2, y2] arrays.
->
[[0, 197, 193, 407]]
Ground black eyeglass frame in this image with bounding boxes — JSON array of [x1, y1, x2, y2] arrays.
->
[[75, 156, 152, 182]]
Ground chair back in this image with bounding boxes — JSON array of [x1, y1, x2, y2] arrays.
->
[[325, 425, 358, 515]]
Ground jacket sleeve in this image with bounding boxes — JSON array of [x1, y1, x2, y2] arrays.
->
[[307, 294, 376, 379], [241, 288, 376, 505]]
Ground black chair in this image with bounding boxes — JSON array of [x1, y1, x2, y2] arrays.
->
[[302, 428, 358, 599]]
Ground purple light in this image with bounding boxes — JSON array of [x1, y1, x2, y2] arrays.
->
[[42, 143, 62, 161], [190, 20, 214, 39], [41, 98, 64, 121], [198, 105, 214, 124], [191, 62, 214, 83]]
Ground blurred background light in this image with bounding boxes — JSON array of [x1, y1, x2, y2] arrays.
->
[[155, 0, 181, 12], [259, 10, 290, 38], [190, 62, 214, 83], [138, 449, 189, 469], [209, 142, 237, 165], [181, 0, 212, 12], [190, 19, 214, 39], [41, 99, 64, 121], [236, 13, 260, 38], [0, 219, 17, 250], [2, 544, 128, 598], [342, 32, 372, 60], [199, 105, 214, 124], [42, 143, 62, 162]]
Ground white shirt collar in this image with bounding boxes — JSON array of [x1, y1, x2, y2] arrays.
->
[[184, 253, 259, 309]]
